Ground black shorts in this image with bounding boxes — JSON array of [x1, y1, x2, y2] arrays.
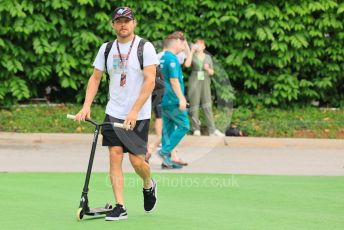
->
[[101, 114, 150, 155]]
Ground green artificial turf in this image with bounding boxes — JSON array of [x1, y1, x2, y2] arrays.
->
[[0, 173, 343, 230]]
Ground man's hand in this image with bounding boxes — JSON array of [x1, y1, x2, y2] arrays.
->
[[124, 110, 138, 130], [190, 44, 197, 53], [179, 97, 187, 111], [75, 106, 91, 122]]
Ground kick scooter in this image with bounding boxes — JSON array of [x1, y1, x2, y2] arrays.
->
[[66, 114, 128, 220]]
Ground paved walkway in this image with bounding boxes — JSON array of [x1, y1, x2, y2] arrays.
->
[[0, 132, 343, 176]]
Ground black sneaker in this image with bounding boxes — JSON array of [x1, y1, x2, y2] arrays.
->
[[105, 204, 128, 221], [143, 179, 157, 213]]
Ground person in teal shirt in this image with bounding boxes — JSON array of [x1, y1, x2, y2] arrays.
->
[[158, 32, 190, 169]]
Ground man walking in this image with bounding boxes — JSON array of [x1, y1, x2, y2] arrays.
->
[[158, 32, 190, 168], [75, 7, 158, 221]]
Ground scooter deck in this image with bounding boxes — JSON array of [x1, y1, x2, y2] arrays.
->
[[86, 207, 112, 216]]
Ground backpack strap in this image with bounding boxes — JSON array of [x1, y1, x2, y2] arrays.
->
[[104, 41, 114, 79], [137, 38, 147, 70]]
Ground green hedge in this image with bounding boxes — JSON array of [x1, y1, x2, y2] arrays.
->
[[1, 0, 344, 107]]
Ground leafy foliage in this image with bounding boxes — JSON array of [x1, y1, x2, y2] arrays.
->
[[0, 0, 343, 107]]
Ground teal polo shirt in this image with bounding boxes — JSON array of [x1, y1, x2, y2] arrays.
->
[[159, 51, 185, 107]]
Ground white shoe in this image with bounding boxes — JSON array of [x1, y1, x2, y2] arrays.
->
[[210, 129, 225, 137], [193, 130, 201, 136]]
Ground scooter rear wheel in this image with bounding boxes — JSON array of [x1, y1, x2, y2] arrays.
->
[[105, 203, 112, 209]]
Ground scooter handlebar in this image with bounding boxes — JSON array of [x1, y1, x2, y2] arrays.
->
[[66, 114, 128, 129]]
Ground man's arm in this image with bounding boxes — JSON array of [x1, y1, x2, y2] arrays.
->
[[124, 64, 156, 129], [184, 43, 196, 67], [75, 68, 103, 121], [184, 50, 194, 68], [170, 78, 187, 111], [183, 40, 191, 57]]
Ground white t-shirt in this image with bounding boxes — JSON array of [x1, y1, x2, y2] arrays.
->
[[93, 36, 159, 120]]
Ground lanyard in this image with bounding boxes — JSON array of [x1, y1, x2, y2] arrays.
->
[[116, 36, 136, 72], [196, 54, 205, 71]]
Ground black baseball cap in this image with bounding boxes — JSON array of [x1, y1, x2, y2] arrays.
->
[[112, 7, 134, 22]]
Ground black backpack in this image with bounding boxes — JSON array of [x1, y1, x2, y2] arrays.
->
[[103, 39, 164, 98], [225, 125, 245, 136]]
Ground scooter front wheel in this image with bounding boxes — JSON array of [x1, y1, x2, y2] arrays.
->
[[76, 208, 84, 221]]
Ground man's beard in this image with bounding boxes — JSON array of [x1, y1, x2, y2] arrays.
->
[[117, 30, 132, 38]]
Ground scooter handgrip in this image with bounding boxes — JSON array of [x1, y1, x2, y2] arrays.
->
[[67, 114, 76, 120], [113, 122, 127, 129]]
